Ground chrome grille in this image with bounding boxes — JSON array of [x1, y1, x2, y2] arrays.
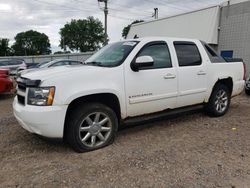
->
[[17, 95, 25, 105], [16, 77, 28, 105]]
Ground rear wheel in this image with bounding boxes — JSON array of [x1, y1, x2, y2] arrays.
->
[[65, 103, 118, 152], [205, 84, 231, 117]]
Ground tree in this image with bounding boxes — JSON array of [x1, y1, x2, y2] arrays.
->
[[122, 20, 144, 39], [59, 17, 105, 52], [0, 38, 11, 56], [12, 30, 51, 56]]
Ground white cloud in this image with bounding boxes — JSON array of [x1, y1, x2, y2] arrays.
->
[[0, 3, 11, 11], [0, 0, 225, 52]]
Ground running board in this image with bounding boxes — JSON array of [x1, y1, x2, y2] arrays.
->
[[123, 104, 204, 126]]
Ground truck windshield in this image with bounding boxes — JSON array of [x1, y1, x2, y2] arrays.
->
[[85, 41, 139, 67]]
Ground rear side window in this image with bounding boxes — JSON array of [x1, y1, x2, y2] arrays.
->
[[137, 42, 172, 69], [174, 42, 202, 67]]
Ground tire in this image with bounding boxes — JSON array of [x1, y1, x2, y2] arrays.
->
[[205, 84, 231, 117], [65, 103, 118, 152], [245, 88, 250, 95]]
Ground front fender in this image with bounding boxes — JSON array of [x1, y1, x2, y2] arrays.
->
[[64, 89, 127, 119], [65, 89, 122, 105]]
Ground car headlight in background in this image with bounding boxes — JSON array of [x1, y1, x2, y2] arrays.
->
[[28, 87, 55, 106]]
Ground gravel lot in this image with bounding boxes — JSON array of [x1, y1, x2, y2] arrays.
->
[[1, 94, 250, 188]]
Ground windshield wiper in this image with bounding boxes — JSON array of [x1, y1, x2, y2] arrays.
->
[[85, 61, 103, 66], [85, 61, 116, 67]]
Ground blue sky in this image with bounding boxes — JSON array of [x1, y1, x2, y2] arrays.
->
[[0, 0, 225, 52]]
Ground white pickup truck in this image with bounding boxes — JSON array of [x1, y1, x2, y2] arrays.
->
[[13, 37, 245, 152]]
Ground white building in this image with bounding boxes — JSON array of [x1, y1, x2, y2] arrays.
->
[[127, 0, 250, 73], [128, 5, 220, 45]]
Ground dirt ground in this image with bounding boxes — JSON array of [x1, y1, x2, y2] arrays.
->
[[1, 94, 250, 188]]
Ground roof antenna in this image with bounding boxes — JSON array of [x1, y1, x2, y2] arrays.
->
[[152, 8, 159, 19], [134, 34, 139, 39]]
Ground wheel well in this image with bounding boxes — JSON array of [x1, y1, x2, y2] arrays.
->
[[214, 77, 233, 95], [64, 93, 121, 138]]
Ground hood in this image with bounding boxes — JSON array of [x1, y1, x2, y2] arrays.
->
[[21, 65, 104, 81], [20, 68, 38, 75]]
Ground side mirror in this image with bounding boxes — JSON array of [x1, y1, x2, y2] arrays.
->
[[131, 56, 154, 71]]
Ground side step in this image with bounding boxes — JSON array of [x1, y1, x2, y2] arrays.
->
[[123, 104, 204, 126]]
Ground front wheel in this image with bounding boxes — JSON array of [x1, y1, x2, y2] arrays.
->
[[65, 103, 118, 152], [205, 84, 231, 117]]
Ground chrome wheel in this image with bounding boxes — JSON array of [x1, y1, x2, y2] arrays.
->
[[79, 112, 112, 148], [214, 89, 228, 113]]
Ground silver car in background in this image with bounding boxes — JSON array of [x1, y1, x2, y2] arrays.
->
[[19, 59, 84, 76], [0, 59, 27, 75]]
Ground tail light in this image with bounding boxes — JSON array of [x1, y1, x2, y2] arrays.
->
[[243, 62, 246, 81]]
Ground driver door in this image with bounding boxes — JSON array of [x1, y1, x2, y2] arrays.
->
[[124, 41, 178, 117]]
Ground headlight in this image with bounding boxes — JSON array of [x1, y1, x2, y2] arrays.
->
[[28, 87, 55, 106]]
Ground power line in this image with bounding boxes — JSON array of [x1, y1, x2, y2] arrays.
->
[[32, 0, 149, 20], [108, 0, 153, 13], [74, 0, 151, 13], [23, 0, 189, 21], [143, 0, 188, 11], [109, 14, 143, 21], [109, 7, 151, 17], [32, 0, 101, 14], [15, 0, 151, 22], [74, 0, 151, 17]]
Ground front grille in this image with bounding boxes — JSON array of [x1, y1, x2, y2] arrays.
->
[[17, 95, 25, 105], [16, 77, 28, 105]]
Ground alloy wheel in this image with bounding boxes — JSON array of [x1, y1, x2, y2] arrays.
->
[[214, 89, 228, 113], [79, 112, 112, 148]]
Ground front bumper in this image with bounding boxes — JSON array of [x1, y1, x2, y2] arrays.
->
[[13, 97, 68, 138]]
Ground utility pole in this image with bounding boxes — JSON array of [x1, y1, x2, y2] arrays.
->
[[98, 0, 108, 45]]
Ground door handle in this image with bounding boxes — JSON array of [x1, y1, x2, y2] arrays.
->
[[197, 70, 206, 75], [164, 73, 176, 79]]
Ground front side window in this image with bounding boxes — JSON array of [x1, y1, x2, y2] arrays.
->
[[136, 42, 172, 69], [86, 41, 139, 67], [174, 42, 202, 67]]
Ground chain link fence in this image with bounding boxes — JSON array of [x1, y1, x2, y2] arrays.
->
[[0, 52, 94, 64]]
